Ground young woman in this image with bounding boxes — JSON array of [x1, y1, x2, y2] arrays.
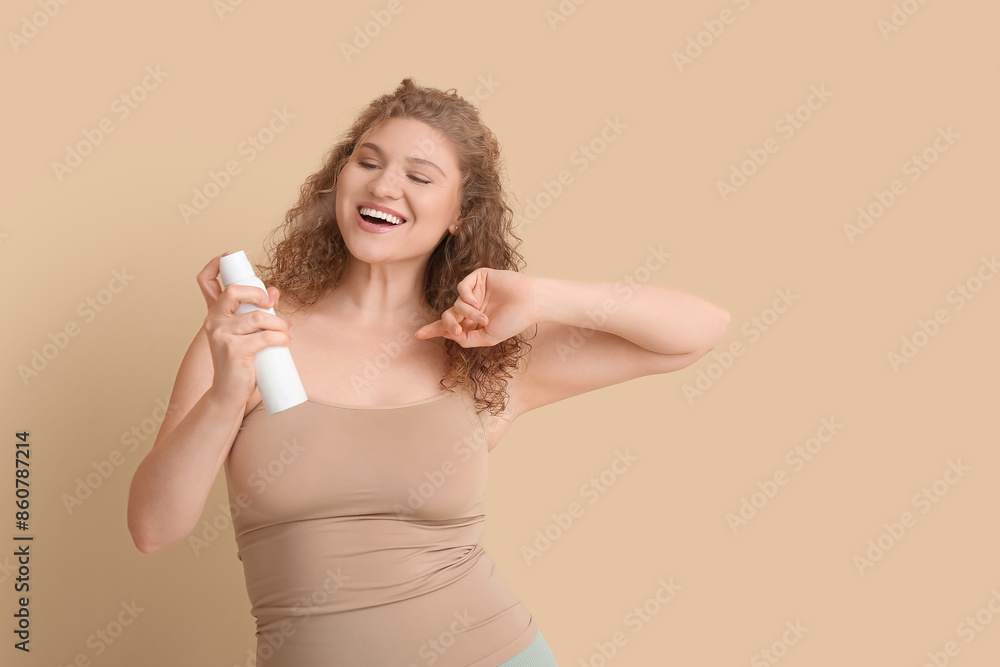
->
[[127, 79, 730, 666]]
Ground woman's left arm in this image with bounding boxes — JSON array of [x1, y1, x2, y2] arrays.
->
[[530, 275, 730, 356], [415, 269, 731, 418]]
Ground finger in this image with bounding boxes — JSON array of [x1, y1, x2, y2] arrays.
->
[[456, 273, 482, 309], [451, 328, 493, 348], [244, 327, 293, 353], [214, 284, 276, 317], [232, 309, 291, 337], [196, 254, 225, 307], [440, 309, 464, 337], [450, 298, 487, 325], [415, 320, 447, 340]]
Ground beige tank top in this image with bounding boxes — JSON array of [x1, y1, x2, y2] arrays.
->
[[223, 388, 538, 666]]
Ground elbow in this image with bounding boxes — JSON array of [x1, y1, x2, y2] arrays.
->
[[129, 530, 157, 555], [701, 306, 731, 352], [127, 513, 164, 554], [128, 504, 194, 555], [129, 521, 173, 555], [127, 496, 174, 555], [653, 307, 732, 374], [133, 539, 161, 555]]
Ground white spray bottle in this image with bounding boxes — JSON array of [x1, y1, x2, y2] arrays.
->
[[218, 250, 308, 414]]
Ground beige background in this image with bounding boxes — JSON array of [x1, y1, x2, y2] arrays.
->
[[3, 0, 998, 665]]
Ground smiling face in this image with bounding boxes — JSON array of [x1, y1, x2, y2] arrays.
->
[[335, 116, 463, 266]]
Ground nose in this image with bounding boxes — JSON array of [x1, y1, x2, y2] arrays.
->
[[368, 168, 402, 199]]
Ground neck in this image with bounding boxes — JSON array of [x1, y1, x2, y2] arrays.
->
[[326, 255, 433, 327]]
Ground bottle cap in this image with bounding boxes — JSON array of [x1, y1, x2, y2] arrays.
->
[[218, 250, 254, 286]]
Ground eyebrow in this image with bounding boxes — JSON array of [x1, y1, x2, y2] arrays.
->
[[358, 142, 447, 178]]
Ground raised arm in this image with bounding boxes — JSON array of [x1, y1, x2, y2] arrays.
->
[[415, 268, 730, 419], [126, 254, 292, 553]]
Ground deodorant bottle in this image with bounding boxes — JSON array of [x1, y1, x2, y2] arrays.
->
[[218, 250, 308, 414]]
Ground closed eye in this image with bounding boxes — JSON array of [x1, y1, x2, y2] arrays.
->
[[358, 160, 430, 185]]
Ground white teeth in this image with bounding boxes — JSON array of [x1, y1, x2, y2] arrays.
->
[[360, 207, 404, 225]]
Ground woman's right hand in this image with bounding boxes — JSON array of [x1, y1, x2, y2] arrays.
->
[[196, 253, 293, 408]]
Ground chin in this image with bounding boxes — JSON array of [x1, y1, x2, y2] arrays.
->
[[338, 234, 425, 268]]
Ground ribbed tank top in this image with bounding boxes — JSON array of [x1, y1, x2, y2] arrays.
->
[[223, 388, 538, 666]]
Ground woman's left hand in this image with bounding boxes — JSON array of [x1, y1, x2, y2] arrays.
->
[[415, 269, 536, 347]]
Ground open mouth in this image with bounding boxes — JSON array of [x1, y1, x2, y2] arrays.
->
[[358, 206, 407, 226]]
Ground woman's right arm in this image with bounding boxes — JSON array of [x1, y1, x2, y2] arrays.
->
[[126, 254, 292, 554]]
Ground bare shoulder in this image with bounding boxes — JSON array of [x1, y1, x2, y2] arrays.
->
[[277, 295, 316, 325]]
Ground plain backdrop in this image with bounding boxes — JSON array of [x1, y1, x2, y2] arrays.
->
[[2, 1, 998, 665]]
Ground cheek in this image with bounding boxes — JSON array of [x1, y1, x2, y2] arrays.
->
[[335, 175, 357, 211], [418, 194, 461, 227], [431, 187, 462, 218], [335, 171, 353, 197]]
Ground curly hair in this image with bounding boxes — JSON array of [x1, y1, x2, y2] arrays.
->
[[255, 78, 529, 416]]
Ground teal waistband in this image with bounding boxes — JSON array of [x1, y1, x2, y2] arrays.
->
[[497, 630, 559, 666]]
